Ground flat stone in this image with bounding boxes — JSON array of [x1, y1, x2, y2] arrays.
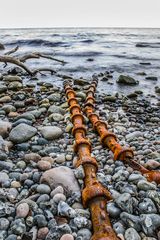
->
[[41, 166, 80, 195], [40, 126, 63, 140], [9, 123, 37, 143]]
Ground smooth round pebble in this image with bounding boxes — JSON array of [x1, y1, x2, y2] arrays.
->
[[53, 193, 66, 203], [60, 234, 74, 240]]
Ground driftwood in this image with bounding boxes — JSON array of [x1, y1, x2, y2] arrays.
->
[[33, 67, 57, 75], [0, 55, 33, 75], [4, 46, 19, 55], [20, 52, 66, 64], [0, 46, 66, 75]]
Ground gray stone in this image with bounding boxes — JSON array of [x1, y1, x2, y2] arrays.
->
[[0, 172, 9, 184], [53, 193, 66, 203], [115, 193, 134, 213], [73, 216, 91, 229], [126, 131, 143, 141], [139, 198, 157, 214], [9, 123, 37, 143], [113, 222, 125, 235], [0, 161, 13, 171], [48, 93, 61, 102], [128, 173, 145, 183], [40, 126, 63, 140], [0, 218, 10, 230], [107, 202, 121, 218], [76, 228, 92, 240], [37, 184, 51, 194], [48, 105, 65, 115], [58, 201, 76, 218], [125, 228, 141, 240], [10, 218, 26, 235], [41, 166, 80, 195], [33, 214, 47, 227], [117, 75, 139, 85], [137, 180, 156, 191], [49, 113, 64, 122], [120, 212, 141, 231], [140, 214, 160, 236]]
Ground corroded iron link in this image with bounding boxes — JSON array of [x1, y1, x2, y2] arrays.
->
[[64, 81, 119, 240], [84, 78, 160, 184]]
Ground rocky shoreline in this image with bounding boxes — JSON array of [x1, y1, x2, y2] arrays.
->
[[0, 67, 160, 240]]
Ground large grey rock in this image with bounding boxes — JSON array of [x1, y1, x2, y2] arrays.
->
[[40, 166, 80, 195], [117, 75, 139, 85], [40, 126, 63, 140], [9, 123, 37, 143]]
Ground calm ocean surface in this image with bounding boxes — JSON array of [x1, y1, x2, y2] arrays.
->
[[0, 28, 160, 96]]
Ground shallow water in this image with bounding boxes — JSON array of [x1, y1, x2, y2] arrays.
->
[[0, 28, 160, 96]]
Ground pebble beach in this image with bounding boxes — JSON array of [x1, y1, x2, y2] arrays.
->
[[0, 28, 160, 240]]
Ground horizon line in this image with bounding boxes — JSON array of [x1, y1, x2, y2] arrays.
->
[[0, 26, 160, 30]]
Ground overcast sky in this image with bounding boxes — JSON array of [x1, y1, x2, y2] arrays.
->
[[0, 0, 160, 28]]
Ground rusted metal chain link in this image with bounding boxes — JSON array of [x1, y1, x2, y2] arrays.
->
[[84, 76, 160, 184], [64, 80, 119, 240]]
